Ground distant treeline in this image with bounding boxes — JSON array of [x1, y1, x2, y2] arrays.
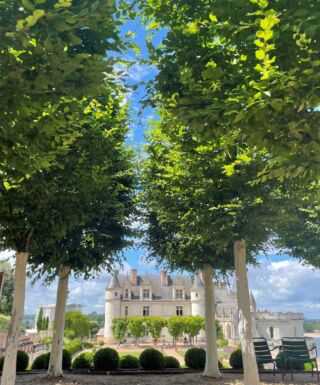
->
[[304, 320, 320, 332]]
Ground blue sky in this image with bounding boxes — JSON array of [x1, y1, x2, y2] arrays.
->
[[2, 12, 320, 320]]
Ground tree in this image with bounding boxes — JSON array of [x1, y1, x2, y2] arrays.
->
[[0, 2, 130, 383], [0, 261, 14, 316], [36, 308, 44, 332], [144, 317, 167, 344], [183, 316, 205, 345], [137, 0, 320, 180], [141, 120, 291, 379], [167, 316, 185, 346], [27, 90, 134, 378], [128, 317, 146, 344], [0, 0, 126, 184], [112, 318, 129, 345], [65, 312, 91, 340]]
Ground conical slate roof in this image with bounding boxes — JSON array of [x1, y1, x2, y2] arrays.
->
[[191, 274, 204, 290], [107, 272, 121, 289]]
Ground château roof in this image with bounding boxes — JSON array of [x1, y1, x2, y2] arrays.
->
[[107, 272, 121, 289]]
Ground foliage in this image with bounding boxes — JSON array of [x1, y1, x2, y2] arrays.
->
[[86, 313, 104, 327], [1, 350, 29, 372], [65, 312, 91, 340], [0, 261, 14, 315], [0, 0, 128, 184], [0, 314, 10, 332], [229, 349, 243, 369], [144, 317, 167, 343], [83, 342, 94, 349], [139, 348, 164, 370], [98, 341, 105, 347], [185, 347, 206, 369], [64, 340, 82, 356], [90, 323, 100, 338], [218, 338, 229, 347], [215, 320, 224, 340], [119, 355, 140, 369], [128, 317, 146, 342], [72, 352, 94, 369], [112, 318, 129, 343], [137, 0, 320, 180], [31, 353, 49, 370], [142, 123, 289, 274], [163, 356, 180, 369], [36, 308, 43, 331], [93, 347, 119, 371], [304, 320, 320, 333], [275, 352, 304, 370], [31, 350, 71, 370], [167, 317, 185, 345], [183, 316, 205, 343]]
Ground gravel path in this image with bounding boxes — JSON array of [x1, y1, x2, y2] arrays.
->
[[11, 372, 320, 385]]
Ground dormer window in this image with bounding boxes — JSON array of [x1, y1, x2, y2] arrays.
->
[[125, 288, 129, 298], [115, 292, 117, 296], [176, 289, 183, 299], [143, 289, 150, 299]]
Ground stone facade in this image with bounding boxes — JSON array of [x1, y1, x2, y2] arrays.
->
[[104, 269, 304, 344]]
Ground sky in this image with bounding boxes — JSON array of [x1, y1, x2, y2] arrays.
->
[[2, 11, 320, 320]]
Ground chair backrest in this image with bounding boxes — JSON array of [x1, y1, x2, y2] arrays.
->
[[281, 337, 310, 360], [253, 337, 273, 362]]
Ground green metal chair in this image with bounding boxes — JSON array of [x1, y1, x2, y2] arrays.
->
[[281, 337, 319, 381], [253, 337, 279, 375]]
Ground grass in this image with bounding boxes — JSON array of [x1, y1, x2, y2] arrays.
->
[[119, 352, 141, 359]]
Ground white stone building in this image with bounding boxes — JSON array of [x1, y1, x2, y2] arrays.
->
[[36, 303, 83, 328], [104, 269, 304, 344]]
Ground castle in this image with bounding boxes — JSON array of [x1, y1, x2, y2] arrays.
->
[[104, 269, 304, 344]]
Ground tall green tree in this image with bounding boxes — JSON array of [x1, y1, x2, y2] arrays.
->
[[36, 307, 44, 331], [0, 2, 130, 384], [64, 312, 91, 340], [27, 90, 135, 378], [0, 261, 14, 315], [142, 120, 290, 378], [112, 318, 129, 345], [145, 316, 167, 344], [128, 317, 146, 344]]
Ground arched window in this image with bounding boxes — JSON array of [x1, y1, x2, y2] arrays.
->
[[270, 326, 274, 339]]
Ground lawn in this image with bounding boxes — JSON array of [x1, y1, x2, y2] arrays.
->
[[119, 352, 141, 358]]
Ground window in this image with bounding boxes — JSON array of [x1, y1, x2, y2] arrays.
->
[[114, 292, 117, 297], [176, 289, 183, 299], [176, 306, 183, 316], [143, 306, 150, 316], [125, 288, 129, 298], [195, 293, 198, 298], [124, 306, 128, 317], [143, 288, 150, 299], [270, 326, 274, 339]]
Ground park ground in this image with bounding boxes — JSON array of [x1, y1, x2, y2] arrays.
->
[[12, 372, 320, 384]]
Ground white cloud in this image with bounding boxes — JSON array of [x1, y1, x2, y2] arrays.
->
[[249, 256, 320, 318], [137, 254, 157, 270]]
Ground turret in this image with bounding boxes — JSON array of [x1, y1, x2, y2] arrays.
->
[[104, 270, 121, 343], [190, 274, 205, 317]]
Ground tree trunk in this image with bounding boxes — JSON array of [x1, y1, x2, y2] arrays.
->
[[47, 264, 71, 378], [1, 252, 28, 385], [202, 265, 221, 378], [234, 240, 260, 385]]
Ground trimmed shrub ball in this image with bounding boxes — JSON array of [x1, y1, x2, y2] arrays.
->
[[94, 348, 119, 371], [31, 350, 71, 371], [72, 352, 94, 369], [185, 348, 206, 369], [16, 350, 29, 372], [163, 356, 180, 369], [119, 354, 140, 369], [139, 348, 164, 370], [229, 349, 243, 369], [31, 353, 50, 370], [275, 352, 304, 370], [0, 350, 29, 372]]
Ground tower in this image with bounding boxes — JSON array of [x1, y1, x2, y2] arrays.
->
[[104, 271, 121, 343], [190, 274, 205, 317]]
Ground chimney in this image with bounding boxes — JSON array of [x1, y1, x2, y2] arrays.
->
[[130, 269, 137, 285], [160, 270, 168, 286]]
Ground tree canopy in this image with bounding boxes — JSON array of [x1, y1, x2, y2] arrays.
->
[[137, 0, 320, 179]]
